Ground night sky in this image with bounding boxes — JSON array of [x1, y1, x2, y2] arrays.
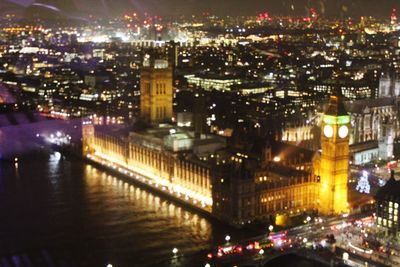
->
[[2, 0, 400, 18]]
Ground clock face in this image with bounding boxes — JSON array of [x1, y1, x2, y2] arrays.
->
[[338, 125, 349, 138], [323, 125, 333, 138]]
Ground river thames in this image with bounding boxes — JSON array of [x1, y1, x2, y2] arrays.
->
[[0, 152, 232, 266], [0, 152, 323, 267]]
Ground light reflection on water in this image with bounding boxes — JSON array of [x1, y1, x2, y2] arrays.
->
[[0, 153, 215, 267], [83, 164, 211, 243]]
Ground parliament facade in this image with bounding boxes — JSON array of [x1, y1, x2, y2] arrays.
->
[[82, 60, 350, 226], [82, 122, 323, 225]]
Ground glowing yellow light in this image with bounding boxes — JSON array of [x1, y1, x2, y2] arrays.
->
[[273, 156, 281, 162]]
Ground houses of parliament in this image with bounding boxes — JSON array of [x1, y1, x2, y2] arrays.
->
[[82, 58, 351, 226]]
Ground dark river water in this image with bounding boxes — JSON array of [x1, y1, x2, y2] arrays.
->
[[0, 152, 230, 267], [0, 152, 319, 267]]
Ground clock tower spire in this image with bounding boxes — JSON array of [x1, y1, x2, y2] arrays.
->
[[319, 87, 350, 215]]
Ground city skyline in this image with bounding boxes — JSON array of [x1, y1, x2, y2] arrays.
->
[[2, 0, 400, 18], [1, 1, 400, 266]]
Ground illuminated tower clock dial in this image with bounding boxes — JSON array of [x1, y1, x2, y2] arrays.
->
[[323, 125, 333, 138], [338, 125, 349, 138]]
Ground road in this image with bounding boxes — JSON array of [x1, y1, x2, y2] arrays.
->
[[204, 213, 394, 267]]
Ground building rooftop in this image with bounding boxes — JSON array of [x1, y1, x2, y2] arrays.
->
[[270, 141, 315, 163], [128, 123, 226, 153], [349, 140, 378, 153], [345, 97, 397, 114]]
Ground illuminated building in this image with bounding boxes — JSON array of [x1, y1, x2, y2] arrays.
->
[[314, 89, 350, 215], [185, 74, 242, 91], [282, 95, 400, 165], [230, 83, 274, 95], [140, 59, 173, 123], [210, 141, 319, 225], [82, 121, 226, 213], [378, 73, 400, 98], [376, 170, 400, 237], [349, 141, 378, 165], [346, 98, 398, 160], [311, 81, 375, 100], [82, 92, 352, 225], [281, 123, 320, 151], [82, 119, 322, 225]]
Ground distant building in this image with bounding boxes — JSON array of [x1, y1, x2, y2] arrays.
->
[[185, 74, 242, 91], [349, 141, 379, 165], [346, 98, 398, 161], [84, 72, 108, 89], [312, 80, 376, 100], [378, 73, 400, 98], [230, 82, 273, 95], [376, 170, 400, 237]]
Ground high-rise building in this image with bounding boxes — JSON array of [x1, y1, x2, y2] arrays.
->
[[376, 170, 400, 237], [140, 59, 173, 123], [317, 89, 350, 215]]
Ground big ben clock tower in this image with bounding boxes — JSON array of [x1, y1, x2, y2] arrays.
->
[[319, 89, 350, 215]]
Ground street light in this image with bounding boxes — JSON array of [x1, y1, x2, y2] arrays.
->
[[225, 235, 231, 242], [259, 249, 264, 255], [268, 225, 274, 232], [172, 247, 178, 255], [106, 264, 113, 267]]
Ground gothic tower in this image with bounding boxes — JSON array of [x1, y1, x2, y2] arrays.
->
[[140, 58, 173, 123], [319, 89, 350, 215]]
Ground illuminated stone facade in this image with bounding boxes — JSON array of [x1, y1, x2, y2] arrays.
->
[[140, 59, 173, 123], [83, 121, 321, 225], [82, 77, 337, 225], [210, 147, 319, 225], [282, 97, 400, 164], [347, 98, 400, 161], [83, 96, 353, 224], [83, 123, 225, 212], [281, 123, 320, 151], [315, 93, 350, 215]]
